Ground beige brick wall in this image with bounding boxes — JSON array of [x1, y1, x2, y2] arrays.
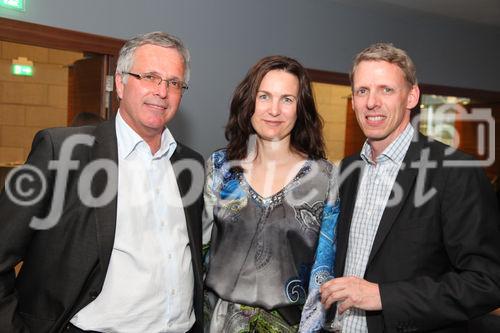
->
[[0, 41, 83, 164], [312, 82, 351, 163]]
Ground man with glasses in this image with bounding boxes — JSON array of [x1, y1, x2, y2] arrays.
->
[[0, 32, 204, 333]]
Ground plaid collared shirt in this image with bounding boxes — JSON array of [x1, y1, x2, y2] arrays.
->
[[341, 124, 414, 333]]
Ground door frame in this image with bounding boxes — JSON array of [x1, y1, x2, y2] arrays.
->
[[0, 17, 125, 118]]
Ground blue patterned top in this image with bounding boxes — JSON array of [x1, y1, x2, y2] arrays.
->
[[203, 149, 338, 311]]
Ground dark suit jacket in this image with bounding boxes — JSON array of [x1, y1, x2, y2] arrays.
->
[[0, 119, 204, 333], [335, 134, 500, 333]]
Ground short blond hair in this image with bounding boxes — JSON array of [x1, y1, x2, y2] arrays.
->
[[350, 43, 417, 87]]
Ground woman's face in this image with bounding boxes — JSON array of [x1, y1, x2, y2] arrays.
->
[[251, 69, 299, 143]]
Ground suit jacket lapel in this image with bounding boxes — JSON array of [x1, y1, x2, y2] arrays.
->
[[90, 119, 118, 275], [170, 146, 203, 279], [335, 156, 363, 277], [170, 145, 193, 237], [366, 135, 424, 266]]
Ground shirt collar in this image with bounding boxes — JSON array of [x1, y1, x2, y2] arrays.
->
[[360, 123, 414, 165], [116, 110, 177, 160]]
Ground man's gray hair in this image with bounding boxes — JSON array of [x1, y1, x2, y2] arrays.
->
[[116, 31, 191, 83]]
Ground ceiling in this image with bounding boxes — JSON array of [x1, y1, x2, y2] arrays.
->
[[334, 0, 500, 28]]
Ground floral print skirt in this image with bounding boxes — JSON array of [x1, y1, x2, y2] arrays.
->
[[207, 296, 299, 333]]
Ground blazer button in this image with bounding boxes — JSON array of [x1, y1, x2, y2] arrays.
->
[[89, 290, 99, 299]]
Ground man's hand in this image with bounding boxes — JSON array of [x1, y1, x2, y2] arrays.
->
[[319, 276, 382, 314]]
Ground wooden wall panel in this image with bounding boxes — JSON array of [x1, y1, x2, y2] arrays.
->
[[344, 98, 365, 157]]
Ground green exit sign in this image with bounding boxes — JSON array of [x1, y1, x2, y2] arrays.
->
[[12, 64, 33, 76], [0, 0, 25, 11]]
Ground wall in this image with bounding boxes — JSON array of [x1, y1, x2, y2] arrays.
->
[[0, 41, 82, 163], [1, 0, 499, 157], [312, 83, 351, 162]]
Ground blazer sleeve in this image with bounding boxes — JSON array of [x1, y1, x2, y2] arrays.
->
[[0, 130, 57, 332], [379, 162, 500, 332]]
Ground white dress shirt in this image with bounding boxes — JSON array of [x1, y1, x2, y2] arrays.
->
[[71, 111, 195, 333]]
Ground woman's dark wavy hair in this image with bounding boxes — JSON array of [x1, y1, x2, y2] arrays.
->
[[225, 55, 326, 162]]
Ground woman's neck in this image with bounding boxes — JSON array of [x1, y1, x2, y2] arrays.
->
[[243, 137, 307, 197], [253, 136, 301, 164]]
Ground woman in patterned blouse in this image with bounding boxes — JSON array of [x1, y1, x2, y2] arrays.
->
[[203, 55, 338, 333]]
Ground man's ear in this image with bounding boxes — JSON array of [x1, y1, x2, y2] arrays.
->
[[406, 84, 420, 109], [115, 74, 124, 100]]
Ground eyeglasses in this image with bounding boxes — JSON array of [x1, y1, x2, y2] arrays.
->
[[123, 72, 188, 93]]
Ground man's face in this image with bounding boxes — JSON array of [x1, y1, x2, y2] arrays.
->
[[352, 60, 419, 152], [115, 44, 185, 139]]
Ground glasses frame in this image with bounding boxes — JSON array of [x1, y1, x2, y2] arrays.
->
[[122, 71, 188, 92]]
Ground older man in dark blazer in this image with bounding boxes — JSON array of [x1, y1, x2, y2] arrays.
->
[[0, 32, 204, 333], [320, 43, 500, 333]]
